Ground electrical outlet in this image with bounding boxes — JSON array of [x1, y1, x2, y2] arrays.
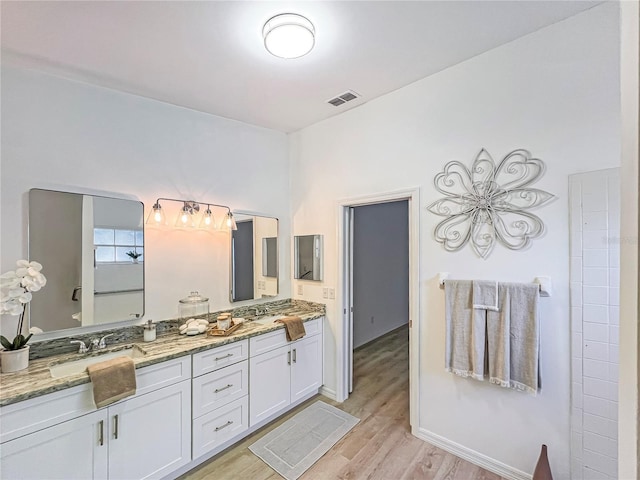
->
[[297, 284, 303, 295], [329, 288, 335, 299], [322, 287, 328, 299]]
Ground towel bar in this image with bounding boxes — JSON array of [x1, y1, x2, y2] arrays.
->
[[438, 274, 552, 297]]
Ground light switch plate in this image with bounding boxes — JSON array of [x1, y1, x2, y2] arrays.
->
[[329, 288, 335, 299], [298, 284, 303, 295], [322, 287, 328, 299]]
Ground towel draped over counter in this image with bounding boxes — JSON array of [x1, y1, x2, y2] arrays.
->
[[87, 356, 137, 408], [276, 316, 306, 342]]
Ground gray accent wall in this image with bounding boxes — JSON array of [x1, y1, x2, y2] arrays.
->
[[353, 200, 409, 349]]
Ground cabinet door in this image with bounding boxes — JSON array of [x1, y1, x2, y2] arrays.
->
[[107, 380, 191, 480], [291, 334, 323, 403], [0, 410, 108, 480], [249, 344, 291, 426]]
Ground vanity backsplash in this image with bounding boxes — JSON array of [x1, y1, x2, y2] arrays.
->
[[29, 299, 325, 360]]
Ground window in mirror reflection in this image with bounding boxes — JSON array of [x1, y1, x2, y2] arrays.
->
[[94, 228, 144, 263]]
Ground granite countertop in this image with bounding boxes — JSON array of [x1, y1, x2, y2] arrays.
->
[[0, 303, 324, 407]]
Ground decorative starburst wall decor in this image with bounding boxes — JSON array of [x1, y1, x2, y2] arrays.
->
[[427, 149, 555, 259]]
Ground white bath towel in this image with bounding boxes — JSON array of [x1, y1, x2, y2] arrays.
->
[[472, 280, 499, 311], [487, 282, 540, 394], [444, 280, 486, 381]]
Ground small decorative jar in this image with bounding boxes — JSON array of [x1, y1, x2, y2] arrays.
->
[[217, 313, 232, 330], [178, 291, 210, 324]]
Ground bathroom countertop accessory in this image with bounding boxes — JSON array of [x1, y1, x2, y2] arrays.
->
[[143, 320, 156, 342]]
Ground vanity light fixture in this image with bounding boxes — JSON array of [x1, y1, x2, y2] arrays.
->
[[146, 197, 235, 232], [263, 13, 315, 59]]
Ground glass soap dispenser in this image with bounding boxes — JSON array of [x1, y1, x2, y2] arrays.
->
[[178, 291, 210, 323]]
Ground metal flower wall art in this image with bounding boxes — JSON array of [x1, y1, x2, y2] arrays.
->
[[427, 149, 555, 259]]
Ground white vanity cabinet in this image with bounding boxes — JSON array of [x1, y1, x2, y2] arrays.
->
[[191, 339, 250, 459], [249, 317, 323, 426], [0, 356, 192, 480]]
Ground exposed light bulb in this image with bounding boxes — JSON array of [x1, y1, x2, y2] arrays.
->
[[204, 215, 212, 226], [181, 212, 189, 224], [154, 210, 163, 223]]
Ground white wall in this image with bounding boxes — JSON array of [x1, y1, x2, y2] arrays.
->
[[1, 65, 291, 338], [289, 4, 620, 478]]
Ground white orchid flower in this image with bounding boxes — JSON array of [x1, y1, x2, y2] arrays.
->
[[16, 260, 30, 268]]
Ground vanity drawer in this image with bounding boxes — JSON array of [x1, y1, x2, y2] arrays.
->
[[192, 361, 248, 418], [136, 356, 191, 396], [249, 317, 323, 356], [192, 339, 248, 377], [192, 396, 249, 459]]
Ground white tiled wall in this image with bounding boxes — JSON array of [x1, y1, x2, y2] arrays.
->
[[570, 169, 620, 480]]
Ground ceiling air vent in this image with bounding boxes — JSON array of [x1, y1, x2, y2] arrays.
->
[[327, 90, 360, 107]]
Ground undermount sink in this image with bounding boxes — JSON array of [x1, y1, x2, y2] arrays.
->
[[49, 345, 147, 378], [252, 315, 286, 325]]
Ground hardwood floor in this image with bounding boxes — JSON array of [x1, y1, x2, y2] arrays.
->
[[180, 326, 504, 480]]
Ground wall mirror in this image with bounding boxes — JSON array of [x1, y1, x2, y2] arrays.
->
[[294, 235, 323, 281], [230, 212, 279, 302], [28, 189, 144, 333]]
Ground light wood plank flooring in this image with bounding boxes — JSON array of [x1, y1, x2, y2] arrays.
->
[[180, 326, 504, 480]]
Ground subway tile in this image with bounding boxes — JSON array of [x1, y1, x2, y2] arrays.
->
[[571, 459, 583, 480], [583, 268, 608, 287], [583, 377, 610, 398], [609, 288, 619, 306], [572, 356, 583, 379], [609, 268, 620, 288], [609, 345, 619, 364], [572, 407, 583, 429], [583, 449, 617, 477], [584, 323, 608, 342], [584, 341, 609, 361], [582, 466, 603, 480], [608, 307, 619, 325], [572, 332, 583, 356], [572, 307, 583, 332], [608, 208, 620, 231], [583, 249, 608, 268], [608, 401, 618, 421], [584, 413, 617, 439], [583, 305, 608, 324], [572, 233, 583, 256], [608, 248, 620, 267], [608, 326, 619, 346], [582, 192, 607, 212], [573, 382, 584, 408], [608, 363, 619, 382], [583, 286, 608, 305], [571, 212, 583, 233], [583, 211, 608, 231], [608, 381, 619, 403], [583, 230, 609, 249], [571, 257, 583, 283], [584, 359, 609, 380], [584, 395, 610, 418], [571, 283, 583, 306], [584, 431, 617, 458]]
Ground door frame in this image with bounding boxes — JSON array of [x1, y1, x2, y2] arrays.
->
[[336, 187, 420, 430]]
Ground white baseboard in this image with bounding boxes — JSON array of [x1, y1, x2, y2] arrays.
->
[[415, 428, 532, 480], [319, 386, 337, 401]]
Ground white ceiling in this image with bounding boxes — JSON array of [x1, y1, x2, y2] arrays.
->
[[1, 1, 601, 133]]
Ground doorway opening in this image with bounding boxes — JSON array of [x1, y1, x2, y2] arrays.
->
[[338, 188, 420, 430]]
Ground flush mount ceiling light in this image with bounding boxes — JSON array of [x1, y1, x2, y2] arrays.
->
[[263, 13, 315, 59]]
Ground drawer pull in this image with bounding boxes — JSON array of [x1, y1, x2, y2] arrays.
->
[[214, 353, 234, 361], [214, 384, 233, 393], [214, 420, 234, 432], [98, 420, 104, 446]]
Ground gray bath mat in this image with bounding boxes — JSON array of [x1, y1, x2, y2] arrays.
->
[[249, 401, 359, 480]]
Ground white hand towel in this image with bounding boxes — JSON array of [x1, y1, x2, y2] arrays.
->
[[444, 280, 486, 381], [472, 280, 499, 311]]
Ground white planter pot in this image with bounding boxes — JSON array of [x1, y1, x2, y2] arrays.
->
[[1, 346, 30, 373]]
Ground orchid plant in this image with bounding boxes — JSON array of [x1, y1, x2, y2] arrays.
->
[[0, 260, 47, 351]]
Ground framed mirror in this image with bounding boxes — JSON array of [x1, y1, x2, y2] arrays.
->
[[294, 235, 323, 281], [230, 213, 279, 302], [28, 189, 144, 333]]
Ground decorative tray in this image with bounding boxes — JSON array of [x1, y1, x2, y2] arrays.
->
[[207, 320, 243, 336]]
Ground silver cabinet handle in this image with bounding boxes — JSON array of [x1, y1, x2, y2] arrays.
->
[[214, 420, 233, 432], [215, 353, 233, 361], [214, 384, 233, 393], [98, 420, 104, 446], [287, 351, 291, 365], [113, 415, 119, 439], [293, 348, 297, 363]]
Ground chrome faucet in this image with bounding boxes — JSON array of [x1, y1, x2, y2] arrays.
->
[[71, 334, 114, 354], [250, 305, 270, 316]]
